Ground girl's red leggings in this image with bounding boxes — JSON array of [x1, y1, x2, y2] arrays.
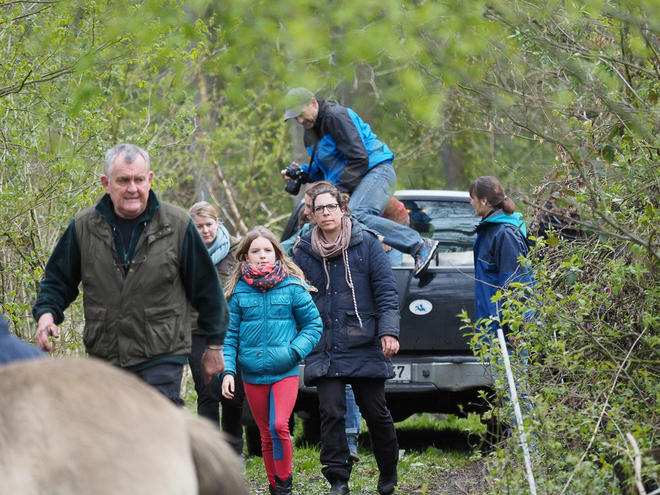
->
[[243, 375, 299, 487]]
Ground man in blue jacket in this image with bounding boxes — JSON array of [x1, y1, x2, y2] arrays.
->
[[283, 87, 439, 277]]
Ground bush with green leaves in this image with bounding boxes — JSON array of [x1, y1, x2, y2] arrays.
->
[[463, 165, 660, 493], [0, 0, 294, 349]]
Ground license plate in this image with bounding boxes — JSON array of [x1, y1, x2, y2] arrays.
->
[[389, 364, 411, 382]]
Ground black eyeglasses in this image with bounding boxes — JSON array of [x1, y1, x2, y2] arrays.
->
[[313, 203, 340, 214]]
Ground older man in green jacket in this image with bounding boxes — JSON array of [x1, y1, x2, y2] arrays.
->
[[33, 143, 228, 405]]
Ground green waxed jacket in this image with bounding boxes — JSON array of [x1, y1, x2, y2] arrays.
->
[[33, 191, 228, 368]]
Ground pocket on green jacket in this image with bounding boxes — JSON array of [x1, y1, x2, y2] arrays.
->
[[83, 305, 108, 353], [144, 306, 181, 356]]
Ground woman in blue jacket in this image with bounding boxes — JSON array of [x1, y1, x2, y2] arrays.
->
[[294, 186, 400, 495], [470, 176, 534, 341], [470, 175, 535, 432], [221, 227, 322, 495]]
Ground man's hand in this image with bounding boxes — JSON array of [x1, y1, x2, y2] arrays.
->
[[35, 313, 60, 352], [201, 346, 225, 384], [281, 162, 300, 181], [382, 243, 393, 253], [381, 335, 399, 358]]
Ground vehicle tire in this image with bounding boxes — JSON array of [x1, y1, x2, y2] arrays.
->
[[245, 424, 262, 457], [301, 416, 322, 446]]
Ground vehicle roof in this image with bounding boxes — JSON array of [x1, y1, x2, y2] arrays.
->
[[394, 189, 471, 202]]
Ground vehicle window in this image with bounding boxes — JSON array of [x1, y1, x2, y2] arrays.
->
[[402, 200, 480, 253]]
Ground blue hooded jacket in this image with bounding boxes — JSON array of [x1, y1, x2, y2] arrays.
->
[[300, 100, 394, 194], [223, 276, 322, 385], [473, 210, 534, 340]]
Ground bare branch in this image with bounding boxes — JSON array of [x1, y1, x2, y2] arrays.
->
[[214, 161, 248, 235], [560, 328, 647, 494]]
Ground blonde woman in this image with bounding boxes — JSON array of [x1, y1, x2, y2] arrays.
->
[[188, 202, 243, 454]]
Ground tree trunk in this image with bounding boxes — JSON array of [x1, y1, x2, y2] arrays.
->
[[440, 135, 465, 190]]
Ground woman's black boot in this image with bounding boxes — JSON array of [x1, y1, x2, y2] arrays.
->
[[377, 474, 397, 495]]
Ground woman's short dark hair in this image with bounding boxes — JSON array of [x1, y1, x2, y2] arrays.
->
[[310, 187, 351, 215], [304, 181, 334, 198], [469, 176, 516, 215]]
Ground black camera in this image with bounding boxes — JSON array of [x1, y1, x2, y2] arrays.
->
[[284, 165, 309, 196]]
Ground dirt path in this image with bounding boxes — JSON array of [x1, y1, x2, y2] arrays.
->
[[404, 460, 488, 494]]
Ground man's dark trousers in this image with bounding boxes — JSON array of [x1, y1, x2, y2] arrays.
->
[[189, 334, 245, 455]]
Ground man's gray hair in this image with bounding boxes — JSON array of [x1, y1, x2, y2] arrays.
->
[[104, 144, 150, 176]]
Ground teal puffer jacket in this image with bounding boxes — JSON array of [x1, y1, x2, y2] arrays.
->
[[223, 276, 322, 385]]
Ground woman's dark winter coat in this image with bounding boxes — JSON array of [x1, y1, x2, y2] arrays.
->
[[294, 218, 400, 385]]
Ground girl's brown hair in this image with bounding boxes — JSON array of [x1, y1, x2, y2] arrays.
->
[[223, 226, 315, 299], [469, 176, 516, 215]]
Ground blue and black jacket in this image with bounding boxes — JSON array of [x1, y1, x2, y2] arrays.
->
[[300, 100, 394, 194]]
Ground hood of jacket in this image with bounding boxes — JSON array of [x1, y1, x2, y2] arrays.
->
[[477, 210, 527, 237]]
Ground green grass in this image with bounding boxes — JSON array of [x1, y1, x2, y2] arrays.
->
[[244, 414, 487, 494], [183, 372, 488, 494]]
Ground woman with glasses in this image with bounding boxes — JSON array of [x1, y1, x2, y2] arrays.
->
[[294, 187, 400, 495], [188, 202, 245, 455], [281, 182, 364, 462]]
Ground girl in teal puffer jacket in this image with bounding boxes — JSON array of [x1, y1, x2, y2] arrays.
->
[[221, 226, 322, 495]]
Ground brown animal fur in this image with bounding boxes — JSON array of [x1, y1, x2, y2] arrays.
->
[[0, 358, 249, 495]]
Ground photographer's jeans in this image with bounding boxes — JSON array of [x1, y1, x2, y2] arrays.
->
[[345, 385, 361, 436], [349, 163, 424, 255]]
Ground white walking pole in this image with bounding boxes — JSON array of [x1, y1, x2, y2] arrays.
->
[[497, 327, 537, 495]]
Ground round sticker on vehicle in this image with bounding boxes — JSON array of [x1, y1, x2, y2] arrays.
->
[[409, 299, 433, 315]]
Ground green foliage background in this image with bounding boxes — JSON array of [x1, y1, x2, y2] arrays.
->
[[3, 0, 660, 492]]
